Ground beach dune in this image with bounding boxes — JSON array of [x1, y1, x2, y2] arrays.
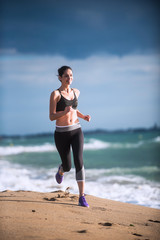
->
[[0, 190, 160, 240]]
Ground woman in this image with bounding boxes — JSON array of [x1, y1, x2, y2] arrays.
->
[[49, 66, 91, 207]]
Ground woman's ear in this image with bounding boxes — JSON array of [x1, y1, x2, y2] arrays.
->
[[58, 76, 62, 82]]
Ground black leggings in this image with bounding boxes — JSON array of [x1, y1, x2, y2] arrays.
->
[[54, 127, 85, 181]]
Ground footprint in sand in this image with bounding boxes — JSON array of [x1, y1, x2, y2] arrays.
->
[[43, 197, 56, 201], [92, 207, 106, 211], [81, 221, 93, 225], [99, 222, 112, 226], [77, 230, 87, 233], [148, 219, 160, 223], [132, 233, 142, 237]]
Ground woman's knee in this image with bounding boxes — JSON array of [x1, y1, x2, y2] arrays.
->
[[76, 166, 85, 181], [62, 164, 71, 172]]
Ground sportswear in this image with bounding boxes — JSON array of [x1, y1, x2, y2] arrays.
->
[[78, 195, 89, 207], [55, 165, 64, 184], [56, 89, 78, 112], [54, 124, 85, 182]]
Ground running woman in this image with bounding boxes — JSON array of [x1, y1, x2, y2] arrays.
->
[[49, 66, 91, 207]]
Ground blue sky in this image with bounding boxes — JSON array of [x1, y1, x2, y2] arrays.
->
[[0, 0, 160, 135]]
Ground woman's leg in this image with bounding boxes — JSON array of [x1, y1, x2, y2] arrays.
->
[[71, 128, 85, 197], [77, 181, 85, 197], [54, 131, 72, 173]]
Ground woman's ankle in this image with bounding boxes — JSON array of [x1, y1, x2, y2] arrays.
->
[[59, 166, 64, 176], [79, 193, 85, 197], [59, 170, 64, 176]]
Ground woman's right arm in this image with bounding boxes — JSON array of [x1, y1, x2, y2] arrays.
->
[[49, 91, 69, 121]]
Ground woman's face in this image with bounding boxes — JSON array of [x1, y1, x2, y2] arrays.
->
[[59, 69, 73, 85]]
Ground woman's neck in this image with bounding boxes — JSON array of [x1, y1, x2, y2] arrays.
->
[[60, 85, 71, 93]]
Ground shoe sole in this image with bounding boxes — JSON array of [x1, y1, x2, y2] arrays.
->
[[78, 203, 89, 208]]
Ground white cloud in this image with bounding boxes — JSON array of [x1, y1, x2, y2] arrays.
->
[[0, 52, 160, 134], [1, 52, 159, 85]]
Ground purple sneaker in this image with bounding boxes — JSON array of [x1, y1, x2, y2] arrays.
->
[[78, 195, 89, 208], [55, 166, 64, 184]]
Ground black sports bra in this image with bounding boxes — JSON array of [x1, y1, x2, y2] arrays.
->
[[56, 89, 78, 112]]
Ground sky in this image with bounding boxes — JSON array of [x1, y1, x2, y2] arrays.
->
[[0, 0, 160, 135]]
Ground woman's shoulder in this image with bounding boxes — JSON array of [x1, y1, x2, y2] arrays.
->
[[50, 89, 61, 99], [72, 88, 80, 97]]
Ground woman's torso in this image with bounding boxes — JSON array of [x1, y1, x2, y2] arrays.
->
[[56, 88, 79, 126]]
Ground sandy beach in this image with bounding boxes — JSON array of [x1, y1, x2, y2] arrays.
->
[[0, 190, 160, 240]]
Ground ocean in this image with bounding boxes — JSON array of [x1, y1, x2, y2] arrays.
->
[[0, 129, 160, 209]]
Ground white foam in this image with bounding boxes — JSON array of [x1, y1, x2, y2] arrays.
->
[[153, 136, 160, 143], [84, 166, 160, 178], [84, 138, 146, 151], [0, 160, 160, 209], [0, 137, 155, 156], [0, 143, 57, 156], [84, 139, 110, 150], [0, 139, 109, 156]]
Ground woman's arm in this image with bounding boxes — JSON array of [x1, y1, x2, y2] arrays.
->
[[77, 110, 91, 122], [75, 89, 91, 122]]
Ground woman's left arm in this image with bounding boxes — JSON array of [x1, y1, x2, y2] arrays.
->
[[74, 88, 91, 122], [77, 110, 91, 122]]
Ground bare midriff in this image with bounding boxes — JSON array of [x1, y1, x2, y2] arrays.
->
[[56, 109, 79, 126]]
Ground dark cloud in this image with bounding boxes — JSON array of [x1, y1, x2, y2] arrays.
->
[[0, 0, 160, 58]]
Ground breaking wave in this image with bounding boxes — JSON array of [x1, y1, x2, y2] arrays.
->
[[0, 136, 159, 156]]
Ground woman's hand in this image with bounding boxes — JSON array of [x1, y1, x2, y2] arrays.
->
[[64, 106, 74, 114], [83, 115, 91, 122], [77, 110, 91, 122]]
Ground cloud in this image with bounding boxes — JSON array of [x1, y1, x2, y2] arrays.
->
[[75, 9, 106, 29], [0, 52, 160, 134], [1, 52, 159, 85], [1, 0, 159, 58], [0, 48, 17, 55]]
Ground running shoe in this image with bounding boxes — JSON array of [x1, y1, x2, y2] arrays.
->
[[55, 166, 64, 184], [78, 195, 89, 208]]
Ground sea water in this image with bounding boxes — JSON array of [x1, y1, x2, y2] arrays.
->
[[0, 130, 160, 209]]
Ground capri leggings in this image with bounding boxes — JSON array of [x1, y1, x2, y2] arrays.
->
[[54, 124, 85, 181]]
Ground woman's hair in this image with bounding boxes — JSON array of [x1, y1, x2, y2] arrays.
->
[[58, 66, 72, 77]]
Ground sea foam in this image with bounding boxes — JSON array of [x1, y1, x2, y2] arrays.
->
[[0, 143, 57, 156], [153, 136, 160, 143], [0, 138, 147, 156], [0, 160, 159, 209]]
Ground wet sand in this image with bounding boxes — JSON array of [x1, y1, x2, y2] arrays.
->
[[0, 190, 160, 240]]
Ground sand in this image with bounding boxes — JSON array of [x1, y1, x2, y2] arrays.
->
[[0, 190, 160, 240]]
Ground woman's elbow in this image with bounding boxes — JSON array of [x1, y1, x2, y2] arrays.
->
[[49, 114, 55, 121], [49, 117, 54, 121]]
